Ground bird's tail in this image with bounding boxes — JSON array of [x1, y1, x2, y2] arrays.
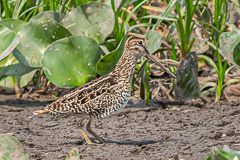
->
[[33, 110, 48, 115]]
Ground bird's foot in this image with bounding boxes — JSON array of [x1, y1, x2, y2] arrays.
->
[[83, 140, 105, 146], [82, 138, 106, 146]]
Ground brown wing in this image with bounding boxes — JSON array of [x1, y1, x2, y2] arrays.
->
[[44, 74, 119, 116]]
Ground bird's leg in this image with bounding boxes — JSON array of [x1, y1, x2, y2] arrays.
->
[[76, 117, 93, 145], [86, 118, 106, 144]]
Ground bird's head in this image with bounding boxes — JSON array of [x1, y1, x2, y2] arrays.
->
[[125, 36, 149, 59], [125, 36, 176, 79]]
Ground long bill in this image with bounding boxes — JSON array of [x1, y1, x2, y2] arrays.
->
[[145, 52, 176, 79]]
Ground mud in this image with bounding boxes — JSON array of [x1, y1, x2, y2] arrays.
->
[[0, 93, 240, 160]]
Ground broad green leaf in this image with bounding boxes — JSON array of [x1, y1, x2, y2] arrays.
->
[[32, 11, 65, 23], [174, 52, 200, 101], [0, 53, 18, 66], [65, 148, 80, 160], [0, 134, 29, 160], [0, 63, 37, 78], [0, 25, 20, 61], [61, 2, 114, 44], [18, 70, 36, 87], [15, 16, 72, 67], [0, 52, 36, 88], [223, 145, 240, 157], [220, 30, 240, 66], [206, 146, 240, 160], [42, 36, 101, 88], [0, 19, 27, 33], [0, 70, 36, 88], [145, 30, 161, 54], [233, 42, 240, 66], [96, 35, 128, 76]]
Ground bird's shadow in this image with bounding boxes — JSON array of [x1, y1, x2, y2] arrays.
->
[[50, 138, 175, 146]]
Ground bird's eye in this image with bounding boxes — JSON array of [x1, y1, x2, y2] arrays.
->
[[138, 41, 143, 45]]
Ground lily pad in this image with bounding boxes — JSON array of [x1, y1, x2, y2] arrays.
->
[[42, 36, 101, 88], [145, 30, 161, 54], [14, 16, 71, 67], [0, 19, 27, 33], [220, 30, 240, 66], [0, 25, 20, 61], [0, 70, 36, 88], [32, 11, 65, 23], [61, 2, 114, 44]]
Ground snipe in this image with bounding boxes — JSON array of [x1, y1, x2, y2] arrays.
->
[[34, 36, 175, 144]]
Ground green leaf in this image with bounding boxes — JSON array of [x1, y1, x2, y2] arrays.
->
[[223, 78, 240, 88], [223, 145, 240, 157], [0, 63, 37, 78], [174, 52, 200, 101], [62, 2, 114, 44], [198, 54, 219, 73], [0, 19, 27, 33], [0, 53, 36, 88], [200, 82, 217, 96], [195, 37, 217, 51], [0, 25, 20, 61], [14, 16, 72, 67], [65, 148, 80, 160], [136, 60, 148, 79], [145, 30, 161, 54], [141, 15, 177, 21], [191, 38, 209, 54], [32, 11, 65, 23], [0, 134, 29, 160], [96, 35, 128, 76], [208, 146, 240, 160], [233, 42, 240, 66], [129, 23, 154, 31], [153, 0, 177, 30], [220, 30, 240, 66], [125, 0, 147, 23], [42, 36, 101, 88]]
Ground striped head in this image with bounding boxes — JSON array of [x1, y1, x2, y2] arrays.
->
[[125, 36, 176, 78], [125, 36, 150, 59]]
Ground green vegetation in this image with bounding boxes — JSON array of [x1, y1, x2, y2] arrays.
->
[[205, 145, 240, 160], [0, 134, 29, 160], [0, 1, 240, 158], [0, 0, 239, 102]]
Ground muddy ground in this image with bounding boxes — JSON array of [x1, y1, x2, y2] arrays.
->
[[0, 92, 240, 160]]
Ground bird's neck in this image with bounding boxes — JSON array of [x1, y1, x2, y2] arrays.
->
[[110, 49, 137, 82]]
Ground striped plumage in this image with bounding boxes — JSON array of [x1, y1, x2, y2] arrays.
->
[[34, 36, 175, 144]]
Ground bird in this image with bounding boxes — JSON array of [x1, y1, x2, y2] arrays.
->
[[34, 36, 176, 144]]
